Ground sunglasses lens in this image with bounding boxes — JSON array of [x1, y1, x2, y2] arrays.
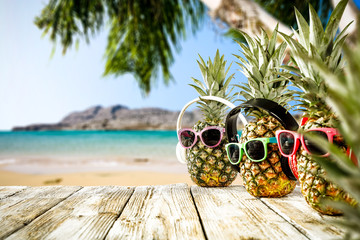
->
[[279, 132, 295, 155], [245, 140, 265, 161], [227, 144, 240, 164], [304, 131, 327, 155], [202, 129, 221, 147], [180, 130, 196, 147]]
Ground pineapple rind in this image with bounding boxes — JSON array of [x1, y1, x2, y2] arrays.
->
[[186, 121, 237, 187], [297, 117, 357, 215], [239, 116, 296, 197], [187, 50, 237, 187], [234, 25, 296, 197], [280, 0, 356, 215]]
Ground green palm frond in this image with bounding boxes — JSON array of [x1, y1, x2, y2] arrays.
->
[[35, 0, 206, 95]]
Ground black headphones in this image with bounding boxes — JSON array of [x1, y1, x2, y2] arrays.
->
[[225, 98, 299, 180]]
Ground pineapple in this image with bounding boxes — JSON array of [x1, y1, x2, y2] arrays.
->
[[279, 0, 357, 215], [307, 28, 360, 238], [186, 50, 238, 187], [234, 25, 297, 197]]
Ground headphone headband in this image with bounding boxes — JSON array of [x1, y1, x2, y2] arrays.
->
[[225, 98, 299, 180], [176, 96, 248, 132], [176, 96, 248, 164], [226, 98, 299, 142]]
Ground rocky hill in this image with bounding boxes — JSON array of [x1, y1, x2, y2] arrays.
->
[[12, 105, 203, 131]]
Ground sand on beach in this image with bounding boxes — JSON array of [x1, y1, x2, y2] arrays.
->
[[0, 157, 243, 186], [0, 170, 198, 186]]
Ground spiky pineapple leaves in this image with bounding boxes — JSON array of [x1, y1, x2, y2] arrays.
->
[[190, 50, 235, 122], [306, 46, 360, 161], [278, 0, 350, 119], [281, 0, 348, 76], [190, 50, 234, 98], [233, 25, 294, 110]]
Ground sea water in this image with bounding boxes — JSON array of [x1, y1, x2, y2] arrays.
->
[[0, 130, 179, 161]]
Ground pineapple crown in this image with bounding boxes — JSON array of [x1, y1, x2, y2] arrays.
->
[[234, 25, 294, 118], [190, 50, 235, 124], [279, 0, 349, 118]]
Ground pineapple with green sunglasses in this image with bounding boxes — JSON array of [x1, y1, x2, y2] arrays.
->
[[233, 25, 296, 197]]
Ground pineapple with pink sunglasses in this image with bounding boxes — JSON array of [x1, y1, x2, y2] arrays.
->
[[279, 0, 357, 215], [179, 50, 238, 187]]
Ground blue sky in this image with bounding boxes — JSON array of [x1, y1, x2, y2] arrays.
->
[[0, 1, 244, 130], [1, 1, 359, 130]]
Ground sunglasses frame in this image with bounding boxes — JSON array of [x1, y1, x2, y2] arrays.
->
[[225, 137, 277, 164], [178, 126, 225, 149], [275, 128, 340, 158]]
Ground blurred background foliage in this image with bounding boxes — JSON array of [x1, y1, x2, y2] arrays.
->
[[34, 0, 333, 94], [35, 0, 205, 95], [255, 0, 332, 29]]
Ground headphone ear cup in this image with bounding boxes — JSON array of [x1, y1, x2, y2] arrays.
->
[[176, 142, 187, 164], [280, 156, 297, 181]]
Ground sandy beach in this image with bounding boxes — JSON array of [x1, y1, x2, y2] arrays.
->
[[0, 169, 197, 186], [0, 157, 243, 186]]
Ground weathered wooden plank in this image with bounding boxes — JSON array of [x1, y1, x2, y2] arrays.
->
[[0, 186, 27, 200], [191, 185, 309, 240], [260, 186, 345, 240], [0, 186, 81, 239], [6, 186, 134, 240], [106, 183, 205, 240]]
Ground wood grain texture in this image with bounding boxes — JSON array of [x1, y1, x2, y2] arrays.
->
[[260, 186, 345, 240], [106, 183, 205, 240], [0, 186, 81, 239], [6, 186, 134, 240], [0, 184, 345, 240], [191, 185, 308, 240], [0, 186, 27, 200]]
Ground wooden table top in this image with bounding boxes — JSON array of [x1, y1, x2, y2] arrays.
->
[[0, 184, 344, 239]]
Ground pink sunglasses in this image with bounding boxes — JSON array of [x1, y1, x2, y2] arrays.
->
[[276, 128, 340, 157], [178, 126, 225, 149]]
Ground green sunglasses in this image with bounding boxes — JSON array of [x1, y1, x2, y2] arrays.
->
[[225, 137, 277, 164]]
